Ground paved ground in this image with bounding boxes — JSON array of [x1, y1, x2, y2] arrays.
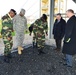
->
[[0, 45, 76, 75], [0, 34, 33, 55], [0, 34, 55, 55], [0, 34, 76, 75]]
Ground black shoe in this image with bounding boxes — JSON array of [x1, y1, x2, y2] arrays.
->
[[4, 56, 10, 63], [38, 49, 45, 55], [63, 63, 72, 68], [40, 51, 46, 54], [67, 65, 72, 68], [57, 48, 60, 51], [63, 63, 67, 66], [54, 48, 58, 50]]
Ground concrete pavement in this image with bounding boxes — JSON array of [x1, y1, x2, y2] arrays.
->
[[0, 34, 55, 55]]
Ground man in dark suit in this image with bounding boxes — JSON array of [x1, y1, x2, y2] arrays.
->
[[53, 13, 66, 51], [62, 9, 76, 67]]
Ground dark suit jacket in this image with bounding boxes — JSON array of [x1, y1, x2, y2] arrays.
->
[[53, 18, 66, 40], [62, 15, 76, 55]]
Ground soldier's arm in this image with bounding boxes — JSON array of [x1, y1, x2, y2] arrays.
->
[[33, 20, 38, 33], [0, 19, 2, 33], [1, 15, 8, 34], [29, 23, 34, 35], [25, 17, 28, 32], [45, 22, 48, 35], [12, 16, 17, 31]]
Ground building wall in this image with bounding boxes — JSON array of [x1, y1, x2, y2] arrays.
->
[[41, 0, 67, 38], [40, 0, 49, 15], [40, 0, 76, 38]]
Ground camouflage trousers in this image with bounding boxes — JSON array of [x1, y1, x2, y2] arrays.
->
[[15, 32, 25, 47], [2, 32, 13, 56], [37, 33, 45, 49], [33, 33, 37, 43]]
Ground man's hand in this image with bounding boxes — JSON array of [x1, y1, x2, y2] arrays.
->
[[12, 31, 16, 36], [46, 33, 48, 36], [7, 37, 12, 41], [29, 33, 31, 36], [26, 30, 28, 33]]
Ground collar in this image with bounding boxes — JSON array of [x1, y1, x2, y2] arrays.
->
[[8, 13, 12, 20]]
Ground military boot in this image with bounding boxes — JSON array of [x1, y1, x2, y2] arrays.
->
[[36, 42, 37, 48], [20, 47, 23, 51], [8, 53, 12, 58], [38, 48, 45, 55], [4, 55, 10, 63], [38, 49, 42, 55], [33, 42, 35, 48], [18, 46, 22, 55]]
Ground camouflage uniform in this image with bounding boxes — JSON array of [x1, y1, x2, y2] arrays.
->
[[33, 19, 48, 49], [33, 31, 37, 47], [1, 14, 13, 56], [13, 14, 27, 55], [13, 14, 27, 47]]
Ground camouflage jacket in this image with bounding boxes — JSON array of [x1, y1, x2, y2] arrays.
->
[[33, 19, 48, 34], [13, 14, 27, 33], [1, 14, 13, 34]]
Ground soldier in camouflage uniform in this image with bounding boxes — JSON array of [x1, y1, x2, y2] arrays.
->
[[1, 9, 16, 63], [33, 14, 48, 55]]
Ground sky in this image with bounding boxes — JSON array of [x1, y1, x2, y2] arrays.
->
[[67, 0, 76, 13], [0, 0, 40, 18], [0, 0, 76, 18]]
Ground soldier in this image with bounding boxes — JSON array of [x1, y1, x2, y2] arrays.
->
[[33, 14, 48, 55], [1, 9, 16, 63], [13, 9, 27, 55]]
